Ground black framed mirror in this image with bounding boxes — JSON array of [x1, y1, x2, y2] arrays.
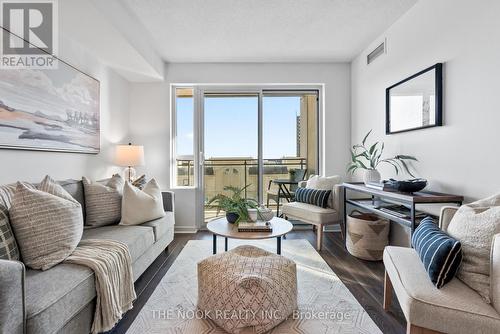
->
[[386, 63, 443, 134]]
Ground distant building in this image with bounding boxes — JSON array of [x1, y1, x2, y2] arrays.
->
[[296, 115, 301, 156]]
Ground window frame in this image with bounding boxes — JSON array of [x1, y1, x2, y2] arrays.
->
[[170, 85, 198, 189], [170, 84, 325, 198]]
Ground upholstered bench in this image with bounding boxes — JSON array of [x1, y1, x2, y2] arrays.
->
[[197, 245, 297, 334]]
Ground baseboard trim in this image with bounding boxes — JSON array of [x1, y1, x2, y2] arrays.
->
[[174, 226, 198, 233]]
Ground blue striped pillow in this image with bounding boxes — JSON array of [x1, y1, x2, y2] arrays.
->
[[411, 216, 462, 288], [295, 188, 331, 208]]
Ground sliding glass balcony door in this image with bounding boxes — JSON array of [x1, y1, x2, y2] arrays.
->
[[203, 93, 259, 222], [187, 87, 319, 225], [262, 92, 318, 211]]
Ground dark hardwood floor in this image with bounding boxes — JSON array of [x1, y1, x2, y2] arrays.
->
[[110, 230, 406, 334]]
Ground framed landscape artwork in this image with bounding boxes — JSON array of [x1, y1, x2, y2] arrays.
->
[[0, 30, 100, 153]]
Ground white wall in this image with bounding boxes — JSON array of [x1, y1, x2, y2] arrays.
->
[[351, 0, 500, 246], [129, 63, 351, 231], [351, 0, 500, 202], [0, 34, 130, 184]]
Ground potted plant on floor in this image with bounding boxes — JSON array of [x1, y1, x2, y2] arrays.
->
[[207, 185, 258, 224], [347, 130, 418, 184]]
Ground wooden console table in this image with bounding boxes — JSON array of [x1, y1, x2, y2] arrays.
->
[[342, 182, 463, 242]]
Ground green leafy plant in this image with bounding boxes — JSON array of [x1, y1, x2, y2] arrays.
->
[[206, 185, 258, 224], [347, 130, 418, 177]]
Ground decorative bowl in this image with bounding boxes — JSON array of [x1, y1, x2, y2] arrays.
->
[[258, 207, 275, 221], [393, 179, 427, 193]]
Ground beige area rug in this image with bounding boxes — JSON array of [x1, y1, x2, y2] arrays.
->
[[127, 239, 382, 334]]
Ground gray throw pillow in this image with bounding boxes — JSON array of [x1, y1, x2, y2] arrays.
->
[[9, 176, 83, 270], [0, 204, 20, 261], [83, 174, 124, 227]]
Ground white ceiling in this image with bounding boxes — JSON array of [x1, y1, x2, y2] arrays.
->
[[121, 0, 417, 63]]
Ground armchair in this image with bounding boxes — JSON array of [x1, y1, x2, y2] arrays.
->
[[281, 175, 343, 251], [383, 206, 500, 333]]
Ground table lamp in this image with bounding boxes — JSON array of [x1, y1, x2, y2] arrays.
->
[[116, 143, 145, 182]]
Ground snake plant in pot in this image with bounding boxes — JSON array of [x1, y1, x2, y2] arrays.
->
[[206, 185, 258, 224], [347, 130, 418, 184]]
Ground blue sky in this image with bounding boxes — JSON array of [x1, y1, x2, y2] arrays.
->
[[176, 96, 300, 159]]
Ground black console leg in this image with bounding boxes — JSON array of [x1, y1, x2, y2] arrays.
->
[[225, 237, 228, 251], [277, 236, 282, 255], [213, 234, 217, 254]]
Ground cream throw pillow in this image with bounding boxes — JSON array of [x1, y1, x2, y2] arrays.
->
[[83, 174, 124, 227], [9, 176, 83, 270], [306, 175, 342, 208], [120, 178, 165, 225], [447, 193, 500, 303]]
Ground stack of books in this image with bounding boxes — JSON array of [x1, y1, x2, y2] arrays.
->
[[379, 205, 428, 219], [238, 221, 272, 232], [365, 181, 395, 191]]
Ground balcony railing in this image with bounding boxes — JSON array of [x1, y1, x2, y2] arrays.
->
[[176, 157, 306, 200], [176, 157, 306, 185]]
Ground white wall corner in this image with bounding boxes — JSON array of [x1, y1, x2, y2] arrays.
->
[[60, 0, 164, 83], [90, 0, 164, 80]]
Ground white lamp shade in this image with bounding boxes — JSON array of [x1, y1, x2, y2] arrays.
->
[[116, 144, 145, 167]]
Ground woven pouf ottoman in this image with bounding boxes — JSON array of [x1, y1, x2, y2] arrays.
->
[[346, 210, 390, 261], [197, 245, 297, 334]]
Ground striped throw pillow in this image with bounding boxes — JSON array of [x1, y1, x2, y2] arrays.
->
[[295, 187, 331, 208], [412, 216, 462, 288], [9, 176, 83, 270], [0, 182, 35, 209], [83, 174, 124, 227]]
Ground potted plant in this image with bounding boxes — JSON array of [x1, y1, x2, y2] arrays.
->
[[207, 185, 258, 224], [347, 130, 418, 184]]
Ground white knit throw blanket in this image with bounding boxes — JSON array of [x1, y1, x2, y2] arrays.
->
[[65, 239, 136, 334]]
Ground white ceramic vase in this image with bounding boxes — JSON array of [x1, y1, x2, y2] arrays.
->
[[247, 208, 258, 222], [363, 169, 381, 185]]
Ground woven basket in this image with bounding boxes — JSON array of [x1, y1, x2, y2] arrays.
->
[[346, 210, 389, 261]]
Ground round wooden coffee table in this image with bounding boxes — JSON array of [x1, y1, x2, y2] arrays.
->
[[206, 217, 293, 255]]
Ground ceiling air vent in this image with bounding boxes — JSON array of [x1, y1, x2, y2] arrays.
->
[[367, 41, 385, 65]]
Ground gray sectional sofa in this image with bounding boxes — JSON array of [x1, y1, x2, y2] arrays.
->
[[0, 179, 175, 334]]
